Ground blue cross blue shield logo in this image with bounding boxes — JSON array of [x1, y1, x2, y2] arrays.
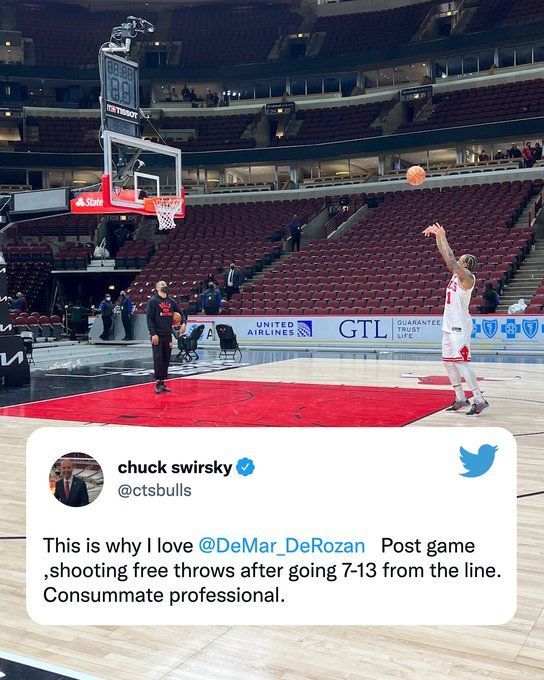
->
[[482, 319, 498, 339], [522, 319, 538, 339]]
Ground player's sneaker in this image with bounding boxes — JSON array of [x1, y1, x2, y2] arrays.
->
[[466, 400, 489, 416], [154, 381, 169, 394], [160, 381, 171, 393], [445, 399, 470, 412]]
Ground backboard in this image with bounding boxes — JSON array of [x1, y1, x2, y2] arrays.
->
[[103, 130, 183, 211], [70, 130, 184, 217]]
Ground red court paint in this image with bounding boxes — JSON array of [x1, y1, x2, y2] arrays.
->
[[0, 379, 452, 427]]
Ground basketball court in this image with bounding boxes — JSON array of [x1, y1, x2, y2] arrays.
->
[[0, 347, 543, 679], [0, 9, 543, 679]]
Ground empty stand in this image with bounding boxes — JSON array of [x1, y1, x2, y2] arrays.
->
[[162, 114, 255, 151], [273, 101, 385, 145], [126, 199, 324, 314], [15, 117, 101, 153], [227, 182, 536, 316], [315, 2, 433, 56], [16, 3, 157, 66], [399, 79, 544, 132], [170, 3, 301, 67], [10, 215, 98, 239], [5, 261, 51, 311], [467, 0, 544, 32], [53, 244, 93, 270], [526, 274, 544, 313], [115, 240, 155, 269]]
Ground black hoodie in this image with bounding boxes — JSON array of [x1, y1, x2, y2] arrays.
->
[[146, 294, 180, 336]]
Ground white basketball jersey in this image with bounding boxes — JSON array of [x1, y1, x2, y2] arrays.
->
[[442, 273, 474, 332]]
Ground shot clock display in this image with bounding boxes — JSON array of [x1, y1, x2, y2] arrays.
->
[[101, 52, 140, 137]]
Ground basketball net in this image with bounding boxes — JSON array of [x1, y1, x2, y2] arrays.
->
[[151, 197, 182, 230]]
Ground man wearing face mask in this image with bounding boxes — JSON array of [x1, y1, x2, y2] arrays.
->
[[118, 290, 134, 341], [146, 280, 181, 394], [224, 262, 243, 301], [98, 293, 114, 341]]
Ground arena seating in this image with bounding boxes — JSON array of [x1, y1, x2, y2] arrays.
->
[[14, 114, 254, 153], [170, 3, 301, 66], [399, 79, 544, 132], [161, 114, 255, 151], [228, 182, 536, 316], [16, 3, 157, 66], [13, 215, 98, 239], [467, 0, 544, 32], [54, 244, 93, 270], [314, 2, 433, 56], [126, 198, 324, 314], [14, 312, 62, 341], [6, 262, 51, 311], [15, 117, 101, 153], [526, 276, 544, 313], [3, 243, 53, 262], [115, 240, 155, 269], [272, 101, 385, 145]]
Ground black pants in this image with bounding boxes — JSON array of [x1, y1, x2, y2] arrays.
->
[[291, 236, 301, 251], [100, 315, 112, 340], [226, 286, 239, 301], [152, 335, 172, 381], [121, 314, 132, 340]]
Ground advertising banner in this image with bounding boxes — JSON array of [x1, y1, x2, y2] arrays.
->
[[188, 315, 544, 349]]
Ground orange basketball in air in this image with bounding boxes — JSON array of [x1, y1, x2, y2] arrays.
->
[[406, 165, 426, 186], [172, 312, 182, 328]]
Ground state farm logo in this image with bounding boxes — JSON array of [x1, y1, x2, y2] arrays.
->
[[76, 196, 103, 207]]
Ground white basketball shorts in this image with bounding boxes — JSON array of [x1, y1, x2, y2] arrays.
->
[[442, 328, 472, 362]]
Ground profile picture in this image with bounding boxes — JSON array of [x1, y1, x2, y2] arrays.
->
[[49, 453, 104, 507]]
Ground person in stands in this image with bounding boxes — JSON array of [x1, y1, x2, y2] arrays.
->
[[11, 291, 28, 312], [201, 281, 222, 315], [522, 142, 534, 168], [481, 283, 500, 314], [224, 263, 243, 301], [289, 215, 303, 252]]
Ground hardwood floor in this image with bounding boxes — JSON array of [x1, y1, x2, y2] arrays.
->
[[0, 356, 542, 680]]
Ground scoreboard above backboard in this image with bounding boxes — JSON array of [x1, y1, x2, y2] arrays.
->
[[101, 52, 140, 138]]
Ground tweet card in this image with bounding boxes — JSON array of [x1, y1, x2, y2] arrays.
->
[[27, 427, 516, 626]]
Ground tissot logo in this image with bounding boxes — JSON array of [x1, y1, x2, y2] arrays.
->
[[0, 351, 24, 366], [106, 103, 139, 120]]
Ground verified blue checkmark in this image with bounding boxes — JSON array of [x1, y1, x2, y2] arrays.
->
[[236, 458, 255, 476]]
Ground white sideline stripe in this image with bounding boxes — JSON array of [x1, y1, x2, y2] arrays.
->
[[0, 650, 102, 679]]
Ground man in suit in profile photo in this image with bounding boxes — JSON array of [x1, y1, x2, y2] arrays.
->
[[54, 459, 89, 507]]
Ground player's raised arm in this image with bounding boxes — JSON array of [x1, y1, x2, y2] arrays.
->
[[422, 222, 474, 289]]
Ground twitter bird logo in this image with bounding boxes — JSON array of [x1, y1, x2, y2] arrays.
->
[[459, 444, 498, 478]]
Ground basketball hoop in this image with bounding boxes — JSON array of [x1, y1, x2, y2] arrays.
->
[[144, 197, 183, 230]]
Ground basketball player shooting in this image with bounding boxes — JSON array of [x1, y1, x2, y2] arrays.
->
[[422, 222, 489, 416]]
